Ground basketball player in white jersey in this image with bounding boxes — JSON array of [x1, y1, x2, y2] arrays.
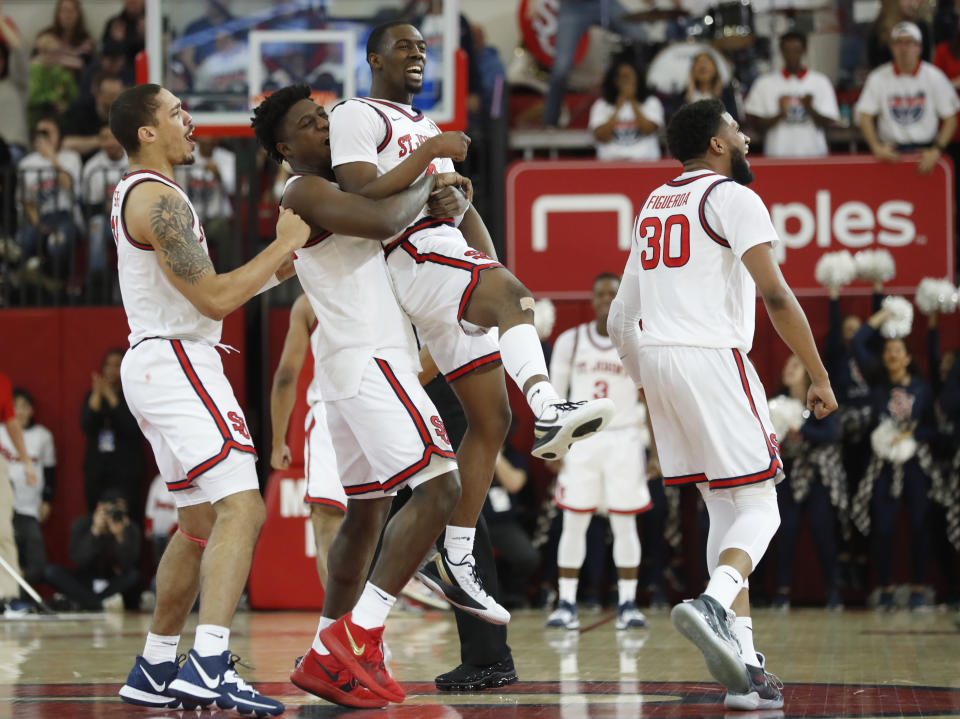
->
[[111, 83, 309, 717], [331, 20, 615, 623], [269, 293, 346, 588], [252, 83, 477, 706], [546, 273, 651, 632], [609, 99, 837, 711]]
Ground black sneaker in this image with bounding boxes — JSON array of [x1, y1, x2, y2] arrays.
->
[[724, 652, 784, 710], [416, 550, 510, 624], [435, 655, 518, 691], [670, 594, 750, 694]]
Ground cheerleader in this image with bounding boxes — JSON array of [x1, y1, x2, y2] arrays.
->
[[770, 355, 847, 609]]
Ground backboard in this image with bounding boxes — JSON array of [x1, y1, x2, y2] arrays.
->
[[143, 0, 464, 136]]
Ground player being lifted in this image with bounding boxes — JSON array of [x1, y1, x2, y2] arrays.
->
[[329, 21, 615, 623], [609, 99, 837, 711]]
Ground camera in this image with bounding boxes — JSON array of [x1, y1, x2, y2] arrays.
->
[[108, 506, 126, 522]]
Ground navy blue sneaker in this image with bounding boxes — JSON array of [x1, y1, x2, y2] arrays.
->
[[168, 649, 284, 716], [118, 654, 184, 708]]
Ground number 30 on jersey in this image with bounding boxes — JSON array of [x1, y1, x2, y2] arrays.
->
[[637, 214, 690, 270]]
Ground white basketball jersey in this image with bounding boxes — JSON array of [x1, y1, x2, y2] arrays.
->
[[112, 170, 221, 347], [551, 322, 640, 431], [284, 175, 419, 401], [630, 170, 780, 353], [306, 315, 322, 407], [328, 97, 459, 246]]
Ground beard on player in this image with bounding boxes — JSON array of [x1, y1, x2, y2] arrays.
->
[[730, 147, 753, 186]]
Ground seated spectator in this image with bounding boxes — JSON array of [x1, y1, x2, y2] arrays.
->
[[868, 0, 932, 67], [63, 73, 125, 160], [588, 55, 664, 161], [673, 51, 740, 121], [27, 32, 79, 128], [15, 116, 82, 279], [0, 389, 55, 587], [179, 0, 239, 82], [80, 125, 127, 282], [855, 22, 958, 174], [36, 0, 94, 76], [192, 31, 248, 96], [483, 445, 540, 609], [174, 136, 234, 259], [745, 32, 840, 157], [43, 492, 141, 610], [81, 348, 145, 512], [78, 40, 134, 100], [101, 0, 144, 66], [0, 11, 28, 154]]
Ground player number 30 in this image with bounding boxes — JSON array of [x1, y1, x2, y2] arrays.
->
[[638, 214, 690, 270]]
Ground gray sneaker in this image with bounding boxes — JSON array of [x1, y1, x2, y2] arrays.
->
[[724, 652, 785, 710], [670, 594, 750, 694]]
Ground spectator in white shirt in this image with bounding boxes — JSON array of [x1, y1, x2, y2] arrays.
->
[[80, 124, 126, 276], [856, 21, 959, 174], [16, 115, 82, 277], [745, 32, 840, 157], [175, 136, 235, 260], [588, 56, 664, 161], [0, 389, 55, 586]]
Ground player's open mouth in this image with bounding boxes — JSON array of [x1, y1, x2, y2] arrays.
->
[[406, 65, 423, 80], [186, 129, 195, 148]]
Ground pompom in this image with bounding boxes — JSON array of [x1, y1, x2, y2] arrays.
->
[[533, 298, 556, 340], [854, 249, 896, 283], [814, 250, 857, 289], [767, 395, 805, 440], [915, 278, 958, 314], [870, 417, 917, 464], [879, 295, 913, 339]]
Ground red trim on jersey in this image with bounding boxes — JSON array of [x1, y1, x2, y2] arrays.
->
[[353, 99, 393, 152], [364, 97, 425, 122], [781, 68, 808, 79], [665, 172, 718, 187], [304, 413, 316, 483], [708, 455, 781, 489], [555, 501, 597, 514], [382, 217, 455, 256], [304, 496, 346, 511], [444, 351, 502, 383], [609, 499, 654, 515], [663, 471, 708, 486], [186, 440, 257, 481], [166, 478, 193, 491], [699, 178, 734, 248], [309, 318, 319, 335], [121, 169, 187, 193], [732, 348, 779, 459], [119, 177, 160, 250], [304, 230, 332, 248], [457, 263, 502, 323], [375, 358, 433, 446]]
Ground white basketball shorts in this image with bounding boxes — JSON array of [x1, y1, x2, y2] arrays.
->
[[638, 346, 782, 490], [121, 339, 259, 508], [554, 425, 652, 514], [324, 356, 458, 499], [385, 222, 501, 381], [303, 402, 347, 512]]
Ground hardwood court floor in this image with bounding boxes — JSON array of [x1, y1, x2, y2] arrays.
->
[[1, 606, 959, 718]]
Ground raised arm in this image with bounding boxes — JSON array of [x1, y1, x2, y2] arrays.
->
[[270, 295, 313, 470], [124, 183, 309, 320], [355, 132, 470, 199], [741, 242, 837, 418]]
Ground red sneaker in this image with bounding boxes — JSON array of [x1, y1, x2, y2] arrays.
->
[[290, 649, 388, 708], [319, 613, 406, 703]]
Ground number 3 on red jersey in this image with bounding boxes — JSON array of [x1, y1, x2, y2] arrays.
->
[[638, 214, 690, 270]]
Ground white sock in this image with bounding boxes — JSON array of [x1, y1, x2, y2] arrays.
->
[[444, 525, 476, 565], [558, 577, 578, 606], [193, 624, 229, 657], [618, 578, 638, 606], [703, 565, 745, 610], [499, 324, 557, 413], [733, 616, 758, 665], [526, 381, 562, 418], [352, 582, 397, 630], [312, 616, 335, 655], [142, 632, 179, 665]]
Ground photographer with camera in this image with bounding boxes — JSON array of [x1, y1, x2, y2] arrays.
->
[[42, 491, 141, 611]]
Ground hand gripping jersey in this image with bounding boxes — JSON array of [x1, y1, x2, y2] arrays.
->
[[630, 170, 780, 353], [112, 170, 222, 347]]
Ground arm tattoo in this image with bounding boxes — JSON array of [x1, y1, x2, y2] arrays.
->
[[149, 194, 212, 285]]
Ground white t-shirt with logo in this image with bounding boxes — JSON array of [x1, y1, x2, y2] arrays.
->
[[17, 150, 83, 216], [854, 61, 960, 146], [588, 96, 665, 161], [0, 423, 55, 518], [745, 69, 839, 157]]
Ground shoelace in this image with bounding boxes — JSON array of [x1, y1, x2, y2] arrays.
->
[[449, 555, 492, 600], [763, 669, 784, 691], [225, 655, 258, 695], [546, 400, 583, 416]]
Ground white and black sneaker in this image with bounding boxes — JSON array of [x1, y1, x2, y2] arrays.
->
[[167, 649, 284, 716], [670, 594, 750, 694], [531, 399, 616, 460], [545, 600, 580, 630], [724, 652, 785, 710], [417, 550, 511, 625], [615, 600, 648, 629]]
